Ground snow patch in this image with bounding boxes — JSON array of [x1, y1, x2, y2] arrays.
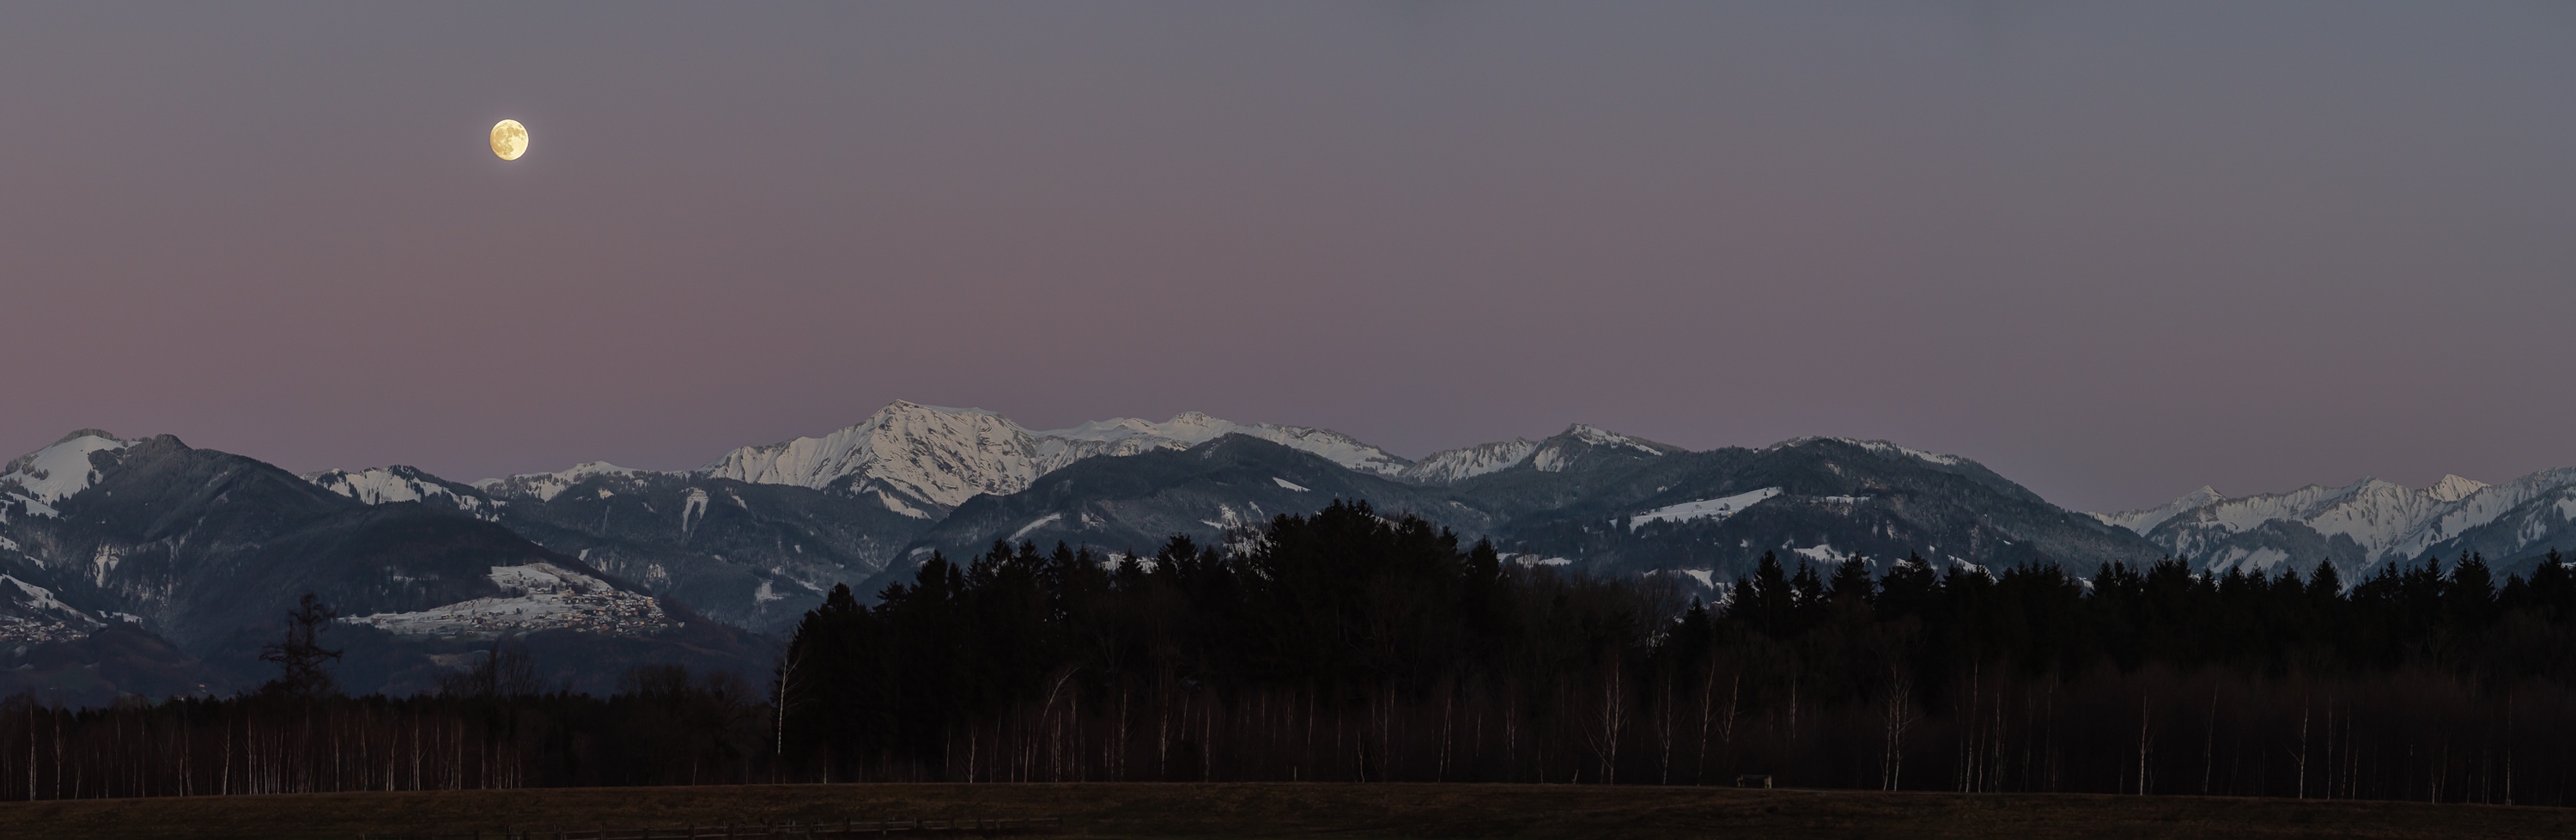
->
[[1629, 488, 1783, 531], [88, 545, 121, 586], [1793, 544, 1843, 564], [1200, 503, 1255, 533], [878, 491, 932, 520], [0, 574, 99, 644], [1273, 477, 1310, 492], [1008, 513, 1065, 543], [345, 563, 671, 639], [680, 488, 709, 535], [0, 575, 94, 623], [1838, 438, 1965, 466]]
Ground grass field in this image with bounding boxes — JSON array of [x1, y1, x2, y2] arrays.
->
[[2, 782, 2572, 840]]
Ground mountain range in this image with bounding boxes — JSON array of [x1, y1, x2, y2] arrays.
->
[[3, 400, 2568, 703], [2094, 469, 2576, 580]]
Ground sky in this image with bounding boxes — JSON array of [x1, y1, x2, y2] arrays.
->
[[2, 2, 2573, 514]]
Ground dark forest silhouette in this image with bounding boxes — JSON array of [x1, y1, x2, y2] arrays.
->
[[7, 500, 2576, 803]]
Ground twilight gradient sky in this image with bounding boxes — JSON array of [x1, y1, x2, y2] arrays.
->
[[3, 3, 2573, 514]]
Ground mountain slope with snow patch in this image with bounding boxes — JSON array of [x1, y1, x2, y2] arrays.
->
[[1, 430, 135, 519]]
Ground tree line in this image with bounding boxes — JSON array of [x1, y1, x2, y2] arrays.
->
[[7, 499, 2575, 803], [778, 500, 2576, 802]]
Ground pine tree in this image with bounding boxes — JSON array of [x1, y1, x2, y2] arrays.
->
[[1829, 557, 1875, 606], [1738, 551, 1793, 636]]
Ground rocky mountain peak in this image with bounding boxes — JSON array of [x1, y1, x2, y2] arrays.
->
[[3, 430, 138, 510], [2428, 474, 2488, 503], [1530, 424, 1672, 473], [1401, 438, 1540, 484]]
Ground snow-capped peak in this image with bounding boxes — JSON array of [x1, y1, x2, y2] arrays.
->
[[2, 430, 135, 517], [1562, 424, 1667, 454], [699, 401, 1044, 508], [1529, 424, 1673, 472]]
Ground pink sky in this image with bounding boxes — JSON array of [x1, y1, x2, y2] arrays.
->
[[3, 3, 2573, 513]]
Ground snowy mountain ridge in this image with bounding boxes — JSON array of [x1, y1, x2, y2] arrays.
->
[[308, 466, 501, 520], [0, 410, 2213, 679], [2089, 486, 2225, 536], [1532, 424, 1675, 472], [456, 405, 1722, 514], [1766, 436, 1966, 467], [690, 401, 1414, 512], [696, 402, 1036, 509], [2099, 469, 2576, 574], [475, 461, 655, 503], [1401, 439, 1540, 484]]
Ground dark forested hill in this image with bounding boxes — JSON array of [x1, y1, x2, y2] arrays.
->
[[1469, 435, 2166, 582], [0, 432, 769, 700]]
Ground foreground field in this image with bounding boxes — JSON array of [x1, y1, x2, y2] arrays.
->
[[2, 782, 2572, 840]]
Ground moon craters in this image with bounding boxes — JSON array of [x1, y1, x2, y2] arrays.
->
[[490, 119, 528, 161]]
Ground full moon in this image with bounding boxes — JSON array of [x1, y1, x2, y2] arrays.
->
[[489, 119, 528, 161]]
